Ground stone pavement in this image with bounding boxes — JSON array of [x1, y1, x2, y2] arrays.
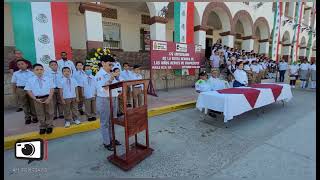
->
[[4, 88, 316, 179], [4, 88, 198, 137]]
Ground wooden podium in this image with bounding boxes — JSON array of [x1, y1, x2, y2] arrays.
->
[[107, 79, 153, 171]]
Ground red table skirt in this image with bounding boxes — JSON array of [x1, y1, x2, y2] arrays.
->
[[217, 88, 261, 108], [249, 84, 283, 101]]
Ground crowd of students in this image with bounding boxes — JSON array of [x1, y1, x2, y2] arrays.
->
[[196, 43, 316, 92], [10, 50, 144, 151]]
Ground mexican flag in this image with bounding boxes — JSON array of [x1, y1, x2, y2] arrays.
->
[[271, 1, 282, 62], [9, 2, 72, 69], [306, 3, 316, 59], [173, 1, 195, 76]]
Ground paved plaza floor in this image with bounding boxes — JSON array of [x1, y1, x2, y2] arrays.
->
[[4, 88, 316, 179]]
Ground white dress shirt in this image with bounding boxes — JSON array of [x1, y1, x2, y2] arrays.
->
[[73, 70, 86, 87], [299, 63, 310, 70], [120, 70, 133, 81], [289, 65, 299, 75], [58, 76, 79, 99], [195, 79, 212, 92], [11, 69, 35, 86], [210, 55, 220, 68], [131, 72, 144, 89], [95, 68, 116, 97], [45, 69, 63, 88], [233, 69, 248, 85], [57, 59, 76, 75], [83, 74, 97, 99], [309, 64, 316, 71], [279, 62, 288, 71], [208, 77, 228, 91], [25, 75, 54, 96], [250, 64, 260, 73]]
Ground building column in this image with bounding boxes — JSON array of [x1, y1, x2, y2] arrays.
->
[[241, 36, 254, 51], [219, 31, 235, 48], [79, 2, 105, 51], [194, 25, 206, 49], [299, 46, 307, 59], [149, 16, 167, 41], [304, 8, 312, 26], [311, 48, 316, 61], [258, 39, 269, 55], [288, 2, 295, 18]]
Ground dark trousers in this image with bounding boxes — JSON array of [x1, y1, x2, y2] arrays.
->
[[289, 75, 298, 86], [279, 70, 286, 82], [233, 80, 245, 87]]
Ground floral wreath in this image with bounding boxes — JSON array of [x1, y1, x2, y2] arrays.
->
[[85, 47, 111, 75]]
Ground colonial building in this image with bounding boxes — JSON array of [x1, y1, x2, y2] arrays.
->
[[4, 2, 317, 108]]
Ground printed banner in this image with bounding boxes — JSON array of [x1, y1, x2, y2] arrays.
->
[[150, 40, 201, 70]]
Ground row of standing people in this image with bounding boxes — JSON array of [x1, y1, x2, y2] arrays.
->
[[11, 52, 144, 151]]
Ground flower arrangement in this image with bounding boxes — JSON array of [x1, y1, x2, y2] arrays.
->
[[85, 47, 111, 75]]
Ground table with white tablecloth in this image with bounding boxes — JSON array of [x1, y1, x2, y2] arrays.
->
[[196, 83, 292, 122]]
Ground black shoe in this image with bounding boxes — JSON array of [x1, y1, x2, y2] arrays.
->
[[127, 104, 132, 108], [16, 108, 23, 112], [59, 115, 64, 119], [111, 140, 121, 146], [117, 113, 124, 117], [32, 118, 38, 123], [79, 110, 84, 115], [103, 144, 114, 151], [53, 117, 58, 120], [39, 129, 46, 135], [92, 117, 96, 121], [88, 117, 94, 121], [46, 127, 53, 134], [25, 119, 31, 124]]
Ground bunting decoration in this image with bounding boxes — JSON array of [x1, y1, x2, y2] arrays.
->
[[271, 0, 282, 62], [291, 1, 303, 63]]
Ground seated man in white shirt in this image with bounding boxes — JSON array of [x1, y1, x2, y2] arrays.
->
[[208, 68, 229, 90]]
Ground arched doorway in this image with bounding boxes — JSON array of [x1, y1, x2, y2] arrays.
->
[[253, 17, 270, 55], [201, 2, 232, 58], [280, 31, 291, 62], [232, 10, 254, 51], [298, 36, 307, 61]]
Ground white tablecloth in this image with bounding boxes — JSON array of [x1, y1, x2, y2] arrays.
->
[[196, 83, 293, 122]]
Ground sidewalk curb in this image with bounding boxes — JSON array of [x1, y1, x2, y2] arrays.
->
[[4, 101, 196, 150]]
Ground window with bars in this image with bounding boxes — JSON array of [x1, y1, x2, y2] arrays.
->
[[102, 22, 121, 49]]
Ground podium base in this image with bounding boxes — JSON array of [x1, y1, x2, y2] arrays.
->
[[107, 143, 153, 171]]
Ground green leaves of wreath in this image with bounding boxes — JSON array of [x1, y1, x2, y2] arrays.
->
[[85, 48, 111, 75]]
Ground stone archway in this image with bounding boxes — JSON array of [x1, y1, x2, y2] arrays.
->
[[201, 2, 232, 32], [253, 17, 271, 54], [232, 10, 254, 51], [281, 31, 291, 61]]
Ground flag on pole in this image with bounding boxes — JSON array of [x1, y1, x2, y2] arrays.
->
[[174, 1, 195, 75], [9, 2, 72, 69], [271, 1, 282, 62], [291, 1, 303, 64]]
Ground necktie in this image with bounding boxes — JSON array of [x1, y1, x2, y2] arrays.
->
[[67, 78, 71, 92]]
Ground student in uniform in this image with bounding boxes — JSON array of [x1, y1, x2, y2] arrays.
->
[[233, 61, 248, 87], [208, 68, 229, 90], [47, 60, 64, 120], [299, 59, 310, 88], [59, 67, 82, 128], [309, 60, 316, 89], [11, 59, 38, 124], [95, 55, 121, 151], [195, 71, 212, 93], [227, 57, 237, 82], [57, 52, 76, 75], [83, 64, 97, 121], [120, 62, 133, 107], [112, 54, 122, 71], [278, 59, 288, 82], [250, 60, 260, 83], [243, 61, 253, 85], [73, 61, 86, 115], [131, 65, 144, 108], [25, 64, 54, 134], [112, 67, 125, 116], [288, 61, 299, 88]]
